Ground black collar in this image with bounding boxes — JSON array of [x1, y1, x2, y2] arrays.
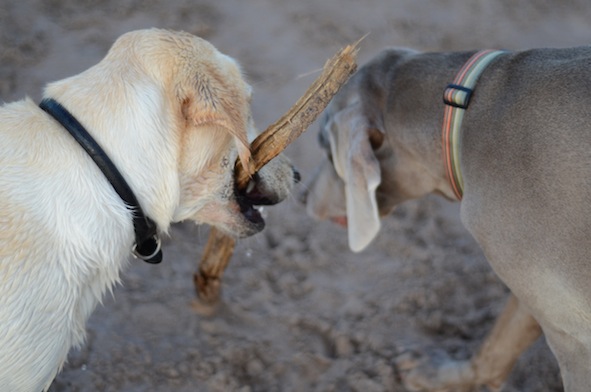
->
[[39, 98, 163, 264]]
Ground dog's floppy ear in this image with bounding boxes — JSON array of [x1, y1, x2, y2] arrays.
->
[[179, 73, 254, 174], [328, 105, 384, 252]]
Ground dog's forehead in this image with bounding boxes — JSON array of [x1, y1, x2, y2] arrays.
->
[[318, 77, 362, 145], [331, 77, 362, 110]]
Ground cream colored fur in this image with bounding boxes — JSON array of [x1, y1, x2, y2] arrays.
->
[[0, 29, 294, 391]]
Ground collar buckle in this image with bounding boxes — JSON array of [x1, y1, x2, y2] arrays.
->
[[443, 84, 473, 109], [132, 235, 162, 264]]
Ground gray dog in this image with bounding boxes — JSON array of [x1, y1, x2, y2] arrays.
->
[[301, 47, 591, 391]]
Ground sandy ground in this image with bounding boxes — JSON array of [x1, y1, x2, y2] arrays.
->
[[3, 1, 591, 391]]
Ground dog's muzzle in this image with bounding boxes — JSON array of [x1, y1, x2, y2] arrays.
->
[[236, 167, 300, 231]]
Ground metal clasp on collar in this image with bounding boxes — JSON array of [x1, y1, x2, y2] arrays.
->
[[132, 235, 162, 264], [443, 84, 473, 109]]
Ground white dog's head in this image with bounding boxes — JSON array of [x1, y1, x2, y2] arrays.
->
[[45, 29, 298, 238], [146, 31, 298, 237]]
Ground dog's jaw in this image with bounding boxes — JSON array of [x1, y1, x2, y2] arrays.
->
[[173, 177, 277, 240], [174, 156, 294, 238]]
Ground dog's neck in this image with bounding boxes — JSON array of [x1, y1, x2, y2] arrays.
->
[[383, 50, 504, 201], [441, 50, 507, 200], [43, 69, 181, 232], [39, 98, 163, 263]]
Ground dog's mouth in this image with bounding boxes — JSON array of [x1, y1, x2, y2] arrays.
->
[[237, 195, 265, 226], [235, 175, 279, 229], [330, 216, 348, 227]]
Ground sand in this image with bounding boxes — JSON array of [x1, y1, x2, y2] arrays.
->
[[2, 1, 590, 391]]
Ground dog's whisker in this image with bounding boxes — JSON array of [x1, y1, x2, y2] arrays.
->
[[296, 67, 323, 80]]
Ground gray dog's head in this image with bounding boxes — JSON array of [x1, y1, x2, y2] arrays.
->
[[300, 48, 444, 251]]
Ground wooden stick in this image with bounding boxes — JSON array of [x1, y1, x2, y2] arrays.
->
[[194, 41, 359, 306]]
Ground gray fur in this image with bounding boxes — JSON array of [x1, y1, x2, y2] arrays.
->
[[301, 47, 591, 391]]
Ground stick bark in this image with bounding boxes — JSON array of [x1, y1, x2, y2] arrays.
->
[[194, 42, 359, 305]]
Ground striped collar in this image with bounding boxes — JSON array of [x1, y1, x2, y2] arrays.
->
[[442, 50, 506, 200]]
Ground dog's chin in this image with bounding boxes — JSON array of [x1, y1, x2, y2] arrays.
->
[[212, 195, 269, 239], [208, 210, 265, 239], [234, 197, 266, 237], [226, 176, 291, 238]]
